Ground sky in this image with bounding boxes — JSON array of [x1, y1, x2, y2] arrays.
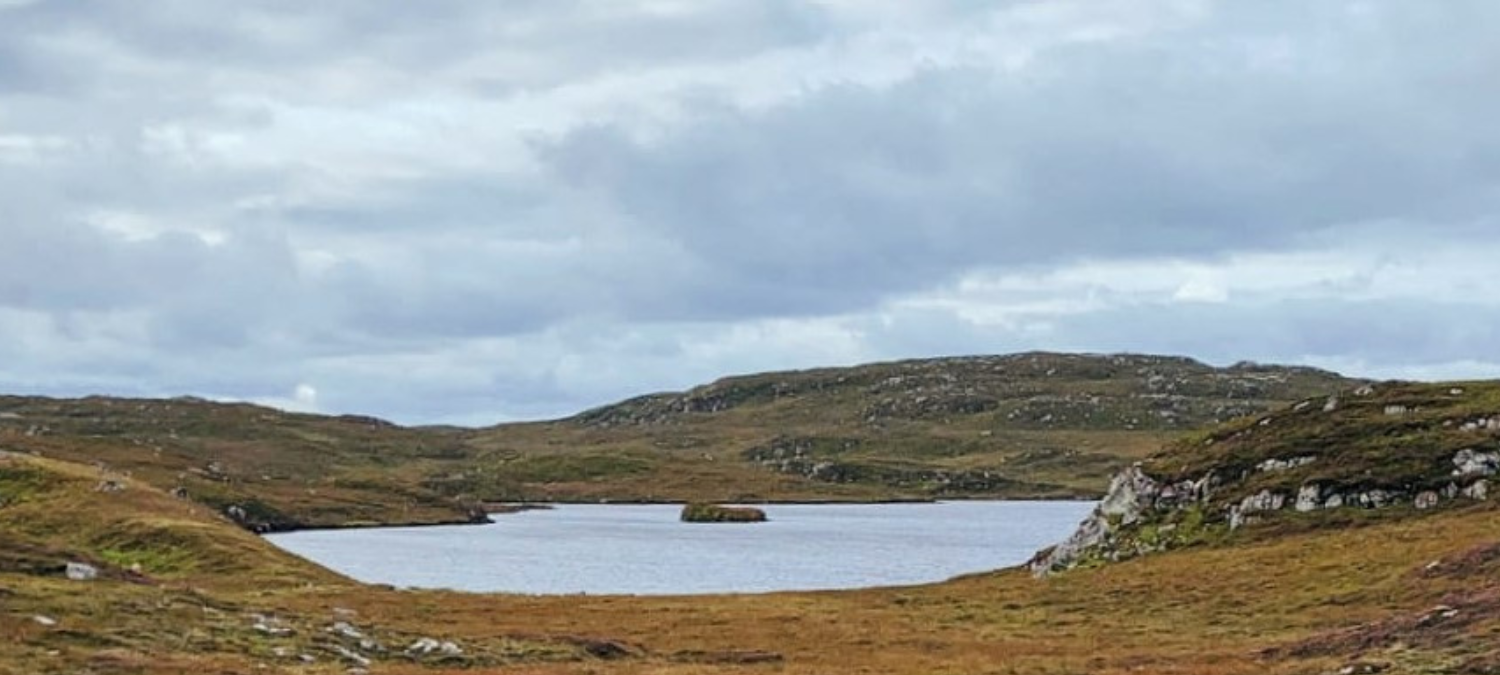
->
[[2, 1, 1499, 426]]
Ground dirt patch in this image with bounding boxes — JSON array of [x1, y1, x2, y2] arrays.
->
[[1262, 589, 1500, 660], [1416, 540, 1500, 580]]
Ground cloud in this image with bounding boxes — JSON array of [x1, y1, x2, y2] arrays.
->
[[1, 1, 1497, 423]]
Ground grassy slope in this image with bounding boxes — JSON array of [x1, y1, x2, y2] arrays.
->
[[4, 380, 1499, 673], [1, 353, 1360, 530], [464, 352, 1357, 503]]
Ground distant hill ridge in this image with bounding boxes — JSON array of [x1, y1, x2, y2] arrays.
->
[[1, 352, 1361, 531]]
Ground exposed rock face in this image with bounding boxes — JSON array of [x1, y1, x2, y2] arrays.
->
[[1453, 449, 1499, 478], [1028, 466, 1164, 575]]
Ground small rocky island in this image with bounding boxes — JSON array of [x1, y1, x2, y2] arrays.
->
[[680, 503, 767, 523]]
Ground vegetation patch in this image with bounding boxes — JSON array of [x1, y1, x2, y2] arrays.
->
[[680, 503, 767, 523]]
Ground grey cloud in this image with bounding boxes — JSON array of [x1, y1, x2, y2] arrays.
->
[[539, 3, 1500, 320]]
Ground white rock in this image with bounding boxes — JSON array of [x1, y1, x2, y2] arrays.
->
[[1257, 456, 1316, 473], [1383, 405, 1409, 416], [329, 621, 364, 640], [1463, 480, 1489, 500], [1324, 493, 1345, 509], [1295, 485, 1322, 512], [32, 615, 57, 627], [1453, 449, 1500, 477], [65, 562, 98, 581], [1414, 491, 1440, 510]]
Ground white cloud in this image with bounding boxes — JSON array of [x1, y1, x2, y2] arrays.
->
[[0, 1, 1497, 423]]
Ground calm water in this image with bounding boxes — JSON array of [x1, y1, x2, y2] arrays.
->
[[266, 501, 1093, 595]]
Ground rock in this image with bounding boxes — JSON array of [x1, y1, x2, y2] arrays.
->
[[1322, 395, 1340, 412], [329, 621, 365, 640], [1356, 490, 1395, 508], [1096, 465, 1160, 525], [1383, 405, 1409, 416], [32, 615, 57, 627], [1324, 493, 1345, 509], [1463, 480, 1489, 500], [332, 645, 370, 667], [1257, 456, 1316, 473], [252, 615, 295, 637], [1030, 465, 1162, 575], [65, 562, 98, 581], [1295, 485, 1322, 512], [1414, 491, 1440, 510], [1452, 449, 1499, 477]]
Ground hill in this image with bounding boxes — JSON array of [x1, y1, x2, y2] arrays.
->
[[2, 379, 1497, 673], [1, 353, 1358, 531], [463, 352, 1358, 503]]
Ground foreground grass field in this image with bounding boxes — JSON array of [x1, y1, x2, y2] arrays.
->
[[3, 447, 1497, 674]]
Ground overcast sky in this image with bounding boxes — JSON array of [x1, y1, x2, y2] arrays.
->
[[3, 1, 1498, 425]]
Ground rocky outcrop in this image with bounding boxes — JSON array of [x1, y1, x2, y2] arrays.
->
[[1033, 446, 1496, 576], [1028, 466, 1167, 575]]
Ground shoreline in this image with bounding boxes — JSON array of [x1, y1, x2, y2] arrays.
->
[[258, 494, 1102, 536]]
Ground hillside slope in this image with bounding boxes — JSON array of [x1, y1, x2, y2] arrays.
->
[[1, 352, 1358, 530], [465, 352, 1358, 502], [1032, 380, 1500, 574]]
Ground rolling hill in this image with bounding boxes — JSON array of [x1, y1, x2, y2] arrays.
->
[[0, 352, 1358, 531]]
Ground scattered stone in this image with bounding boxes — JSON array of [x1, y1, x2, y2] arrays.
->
[[332, 645, 370, 667], [251, 615, 294, 637], [1383, 405, 1409, 416], [1452, 449, 1499, 477], [1257, 456, 1316, 473], [407, 638, 463, 658], [1450, 388, 1466, 396], [32, 615, 57, 627], [1354, 385, 1376, 397], [65, 562, 98, 581], [298, 654, 317, 664], [1339, 661, 1391, 675], [1414, 491, 1439, 510], [1322, 395, 1340, 412], [1463, 480, 1489, 501], [1323, 493, 1345, 509], [94, 480, 126, 493], [329, 621, 365, 640]]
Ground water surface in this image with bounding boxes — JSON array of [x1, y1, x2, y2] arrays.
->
[[267, 501, 1092, 595]]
